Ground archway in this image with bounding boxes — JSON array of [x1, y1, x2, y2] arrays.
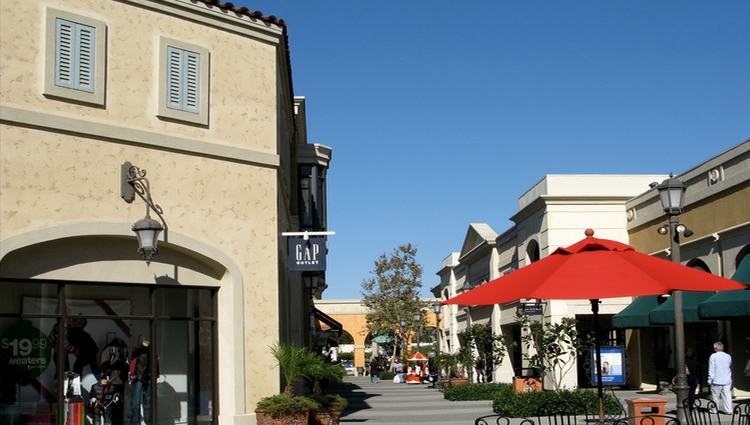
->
[[0, 223, 246, 423]]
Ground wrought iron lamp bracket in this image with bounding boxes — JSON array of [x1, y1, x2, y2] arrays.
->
[[121, 161, 167, 230]]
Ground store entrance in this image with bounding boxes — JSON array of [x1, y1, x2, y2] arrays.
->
[[0, 278, 217, 425]]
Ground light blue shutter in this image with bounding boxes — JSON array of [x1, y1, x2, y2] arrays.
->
[[165, 47, 201, 114], [75, 24, 95, 92], [183, 51, 200, 113], [166, 47, 183, 110], [55, 18, 75, 88], [55, 18, 96, 92]]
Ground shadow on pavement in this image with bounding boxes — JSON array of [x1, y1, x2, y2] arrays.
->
[[326, 380, 377, 419]]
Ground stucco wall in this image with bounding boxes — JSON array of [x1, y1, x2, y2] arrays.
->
[[628, 184, 750, 256], [0, 0, 290, 422], [0, 0, 278, 154]]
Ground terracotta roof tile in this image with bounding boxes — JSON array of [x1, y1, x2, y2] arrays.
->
[[193, 0, 286, 28]]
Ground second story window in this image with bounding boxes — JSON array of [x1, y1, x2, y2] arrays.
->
[[44, 9, 106, 105], [166, 46, 201, 114], [54, 18, 95, 92], [158, 38, 209, 126]]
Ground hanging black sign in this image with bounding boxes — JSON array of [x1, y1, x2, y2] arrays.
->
[[288, 236, 327, 271], [519, 303, 543, 316]]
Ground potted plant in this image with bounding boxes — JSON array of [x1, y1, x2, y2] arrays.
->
[[255, 343, 320, 425], [307, 355, 349, 425]]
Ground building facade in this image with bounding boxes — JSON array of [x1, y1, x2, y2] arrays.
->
[[433, 174, 667, 389], [621, 140, 750, 394], [0, 1, 330, 424]]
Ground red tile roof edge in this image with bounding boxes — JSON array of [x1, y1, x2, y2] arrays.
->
[[193, 0, 286, 28]]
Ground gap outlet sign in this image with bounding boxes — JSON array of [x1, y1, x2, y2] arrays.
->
[[288, 236, 327, 271]]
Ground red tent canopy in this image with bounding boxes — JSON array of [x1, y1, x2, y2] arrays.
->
[[406, 352, 428, 362]]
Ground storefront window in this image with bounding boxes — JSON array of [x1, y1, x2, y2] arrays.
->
[[0, 279, 216, 425]]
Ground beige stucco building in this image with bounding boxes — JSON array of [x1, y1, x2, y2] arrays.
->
[[433, 174, 668, 389], [0, 1, 331, 424], [621, 140, 750, 394]]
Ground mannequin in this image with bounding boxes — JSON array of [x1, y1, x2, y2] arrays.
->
[[128, 340, 152, 425], [90, 376, 119, 425]]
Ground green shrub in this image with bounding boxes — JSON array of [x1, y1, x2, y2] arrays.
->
[[443, 383, 514, 401], [311, 394, 348, 410], [492, 389, 621, 417], [379, 371, 395, 380], [256, 394, 319, 418]]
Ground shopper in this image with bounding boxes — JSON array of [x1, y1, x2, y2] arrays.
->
[[707, 341, 732, 414], [369, 360, 379, 383]]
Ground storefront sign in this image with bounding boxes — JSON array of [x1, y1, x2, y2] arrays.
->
[[0, 320, 52, 378], [288, 236, 327, 271], [519, 303, 543, 316], [591, 346, 626, 385]]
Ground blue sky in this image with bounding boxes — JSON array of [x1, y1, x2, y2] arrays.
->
[[245, 1, 749, 298]]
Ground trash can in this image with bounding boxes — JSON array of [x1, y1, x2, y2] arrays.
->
[[512, 368, 542, 394], [356, 367, 364, 376], [625, 398, 667, 425]]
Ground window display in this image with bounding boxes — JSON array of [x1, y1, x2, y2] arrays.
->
[[0, 279, 216, 425]]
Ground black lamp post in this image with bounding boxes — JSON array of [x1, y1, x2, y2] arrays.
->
[[433, 304, 442, 355], [413, 312, 422, 351], [655, 175, 691, 424], [399, 317, 408, 357]]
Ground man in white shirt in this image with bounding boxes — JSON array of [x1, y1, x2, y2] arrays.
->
[[707, 341, 733, 414]]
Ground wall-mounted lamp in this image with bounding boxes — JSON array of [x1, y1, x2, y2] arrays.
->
[[121, 162, 167, 260]]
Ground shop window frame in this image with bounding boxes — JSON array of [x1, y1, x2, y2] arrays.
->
[[0, 277, 217, 425]]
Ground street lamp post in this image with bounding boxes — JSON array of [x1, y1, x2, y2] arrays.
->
[[433, 304, 442, 356], [399, 317, 408, 357], [655, 175, 691, 425], [413, 312, 422, 351]]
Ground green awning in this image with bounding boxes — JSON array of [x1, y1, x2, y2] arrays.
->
[[648, 291, 715, 324], [698, 255, 750, 319], [612, 296, 665, 329]]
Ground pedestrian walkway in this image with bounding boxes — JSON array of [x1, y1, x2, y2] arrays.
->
[[332, 376, 495, 425], [330, 377, 686, 425]]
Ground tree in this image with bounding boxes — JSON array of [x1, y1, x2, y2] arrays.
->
[[516, 311, 591, 390], [458, 324, 508, 382], [361, 243, 428, 371]]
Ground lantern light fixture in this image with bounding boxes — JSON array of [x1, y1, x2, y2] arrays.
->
[[121, 162, 167, 260], [432, 304, 441, 314], [655, 175, 687, 216]]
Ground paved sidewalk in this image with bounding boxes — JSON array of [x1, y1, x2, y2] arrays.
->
[[333, 376, 495, 424], [331, 377, 684, 425]]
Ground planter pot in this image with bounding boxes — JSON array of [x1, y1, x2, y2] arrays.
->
[[442, 377, 469, 389], [255, 409, 310, 425], [312, 407, 344, 425]]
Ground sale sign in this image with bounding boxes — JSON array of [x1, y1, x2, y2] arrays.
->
[[0, 320, 52, 378]]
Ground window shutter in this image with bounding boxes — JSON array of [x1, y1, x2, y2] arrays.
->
[[184, 51, 200, 113], [166, 47, 183, 110], [75, 24, 95, 92], [55, 18, 75, 88]]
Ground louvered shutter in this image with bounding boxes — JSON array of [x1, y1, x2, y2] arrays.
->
[[55, 18, 75, 88], [166, 47, 183, 110], [75, 24, 95, 92], [183, 51, 200, 113], [165, 47, 201, 114], [55, 18, 96, 92]]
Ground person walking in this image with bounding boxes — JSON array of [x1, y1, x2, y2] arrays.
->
[[370, 360, 379, 383], [707, 341, 732, 414]]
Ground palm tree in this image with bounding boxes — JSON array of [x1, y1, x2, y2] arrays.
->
[[306, 356, 345, 395], [271, 343, 316, 396]]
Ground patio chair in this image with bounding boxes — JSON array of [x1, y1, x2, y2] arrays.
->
[[535, 400, 593, 425], [609, 414, 681, 425], [731, 400, 750, 425], [474, 415, 535, 425], [683, 397, 722, 425]]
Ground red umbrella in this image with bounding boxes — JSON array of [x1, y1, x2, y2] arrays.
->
[[444, 230, 744, 421]]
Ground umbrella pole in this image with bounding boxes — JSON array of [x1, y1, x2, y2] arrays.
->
[[591, 299, 605, 425]]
